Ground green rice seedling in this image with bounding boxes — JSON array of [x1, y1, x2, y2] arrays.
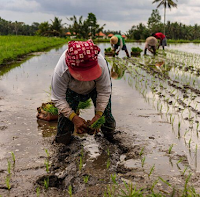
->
[[5, 175, 11, 190], [182, 166, 188, 176], [170, 114, 172, 123], [68, 185, 73, 197], [141, 156, 146, 168], [158, 177, 171, 187], [36, 187, 40, 197], [184, 130, 189, 138], [107, 158, 111, 169], [168, 144, 174, 154], [150, 179, 159, 192], [188, 138, 192, 149], [177, 158, 183, 165], [111, 174, 117, 185], [107, 148, 110, 156], [119, 181, 143, 196], [183, 173, 192, 196], [45, 149, 49, 158], [76, 99, 92, 114], [195, 144, 198, 156], [44, 159, 49, 173], [139, 147, 144, 156], [43, 103, 58, 115], [83, 175, 89, 184], [44, 177, 49, 190], [90, 116, 105, 129], [79, 148, 84, 171], [159, 104, 163, 113], [148, 164, 155, 178], [172, 117, 175, 127], [11, 152, 15, 164], [7, 160, 11, 175], [178, 121, 181, 132], [196, 122, 199, 130]]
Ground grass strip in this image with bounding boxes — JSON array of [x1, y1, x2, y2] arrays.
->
[[0, 35, 68, 65]]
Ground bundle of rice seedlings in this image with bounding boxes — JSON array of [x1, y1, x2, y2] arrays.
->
[[90, 116, 105, 129]]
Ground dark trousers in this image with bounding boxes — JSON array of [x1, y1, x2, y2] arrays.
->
[[57, 88, 116, 138]]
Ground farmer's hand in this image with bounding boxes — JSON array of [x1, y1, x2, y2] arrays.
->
[[88, 114, 101, 134], [89, 114, 101, 126], [72, 115, 88, 134]]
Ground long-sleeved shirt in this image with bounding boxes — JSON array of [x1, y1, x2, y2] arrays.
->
[[111, 35, 124, 52], [51, 50, 111, 119], [154, 32, 166, 40]]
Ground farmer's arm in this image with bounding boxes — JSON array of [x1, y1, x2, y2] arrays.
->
[[117, 38, 123, 53], [95, 54, 111, 115], [51, 52, 75, 121]]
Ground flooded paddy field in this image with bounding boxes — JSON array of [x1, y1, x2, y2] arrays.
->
[[1, 42, 200, 196]]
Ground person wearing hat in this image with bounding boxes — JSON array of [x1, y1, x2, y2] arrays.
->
[[110, 35, 130, 58], [51, 40, 116, 145], [144, 36, 158, 56], [152, 32, 167, 50]]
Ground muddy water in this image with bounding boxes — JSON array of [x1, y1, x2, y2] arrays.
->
[[1, 42, 200, 196]]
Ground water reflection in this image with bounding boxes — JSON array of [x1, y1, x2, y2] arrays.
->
[[110, 61, 126, 80]]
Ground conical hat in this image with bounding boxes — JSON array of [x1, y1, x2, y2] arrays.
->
[[146, 36, 158, 46]]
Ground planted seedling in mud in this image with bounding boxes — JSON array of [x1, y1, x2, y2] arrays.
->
[[148, 164, 155, 178], [5, 176, 11, 190], [141, 156, 146, 168], [196, 122, 199, 131], [119, 181, 143, 196], [106, 158, 111, 169], [182, 166, 188, 176], [79, 147, 84, 171], [90, 116, 105, 130], [44, 176, 50, 190], [195, 144, 198, 154], [168, 144, 174, 154], [158, 177, 171, 187], [188, 138, 192, 149], [183, 173, 192, 196], [7, 160, 11, 175], [44, 149, 50, 173], [36, 187, 40, 197], [139, 147, 144, 156], [68, 185, 73, 197], [184, 130, 189, 138], [83, 175, 89, 184], [11, 152, 15, 164]]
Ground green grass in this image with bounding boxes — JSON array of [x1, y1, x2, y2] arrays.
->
[[0, 35, 68, 65]]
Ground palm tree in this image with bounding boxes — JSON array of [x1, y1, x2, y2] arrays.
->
[[152, 0, 177, 35]]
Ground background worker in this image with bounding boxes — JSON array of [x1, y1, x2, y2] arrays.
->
[[152, 32, 167, 50], [144, 36, 158, 56], [51, 40, 116, 145], [110, 35, 130, 58]]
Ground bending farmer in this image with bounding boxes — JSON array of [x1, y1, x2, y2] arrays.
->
[[144, 36, 158, 56], [51, 40, 116, 145], [152, 32, 167, 50], [110, 35, 130, 58]]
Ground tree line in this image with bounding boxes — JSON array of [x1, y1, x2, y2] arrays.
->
[[1, 10, 200, 40]]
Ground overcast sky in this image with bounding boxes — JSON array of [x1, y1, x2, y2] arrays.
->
[[0, 0, 200, 33]]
